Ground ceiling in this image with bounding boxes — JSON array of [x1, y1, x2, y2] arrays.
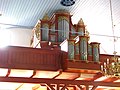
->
[[0, 0, 120, 54]]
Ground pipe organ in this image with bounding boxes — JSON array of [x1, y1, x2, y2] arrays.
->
[[31, 9, 100, 62]]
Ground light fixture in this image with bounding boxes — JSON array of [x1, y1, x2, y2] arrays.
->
[[101, 57, 120, 78], [100, 0, 120, 78], [60, 0, 75, 6]]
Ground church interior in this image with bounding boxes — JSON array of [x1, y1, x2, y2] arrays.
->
[[0, 0, 120, 90]]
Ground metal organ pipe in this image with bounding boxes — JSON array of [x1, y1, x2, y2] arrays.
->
[[58, 18, 69, 42], [79, 36, 88, 61], [68, 39, 75, 60], [90, 42, 100, 62], [41, 25, 49, 41]]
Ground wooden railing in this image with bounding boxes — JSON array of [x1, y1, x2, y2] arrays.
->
[[0, 46, 116, 71], [67, 54, 120, 71], [0, 46, 67, 71]]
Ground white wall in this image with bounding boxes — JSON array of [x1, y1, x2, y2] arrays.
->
[[0, 27, 32, 47]]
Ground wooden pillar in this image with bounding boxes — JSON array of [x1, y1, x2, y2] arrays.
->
[[85, 85, 89, 90]]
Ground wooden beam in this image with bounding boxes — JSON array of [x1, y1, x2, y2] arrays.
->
[[76, 85, 83, 90], [85, 85, 89, 90], [46, 83, 55, 90], [102, 77, 119, 82], [5, 69, 11, 77], [16, 83, 24, 90], [30, 70, 36, 78], [72, 73, 81, 80], [32, 84, 40, 90], [91, 86, 97, 90], [56, 84, 59, 90], [91, 72, 103, 81], [61, 84, 68, 90], [0, 77, 120, 87], [52, 69, 62, 79]]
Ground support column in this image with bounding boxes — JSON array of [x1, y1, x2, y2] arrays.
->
[[85, 85, 89, 90]]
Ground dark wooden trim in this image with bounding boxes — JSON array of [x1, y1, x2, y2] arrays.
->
[[0, 77, 120, 87], [67, 60, 101, 70]]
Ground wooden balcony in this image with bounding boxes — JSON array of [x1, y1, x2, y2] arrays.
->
[[0, 46, 118, 72], [0, 46, 67, 71]]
